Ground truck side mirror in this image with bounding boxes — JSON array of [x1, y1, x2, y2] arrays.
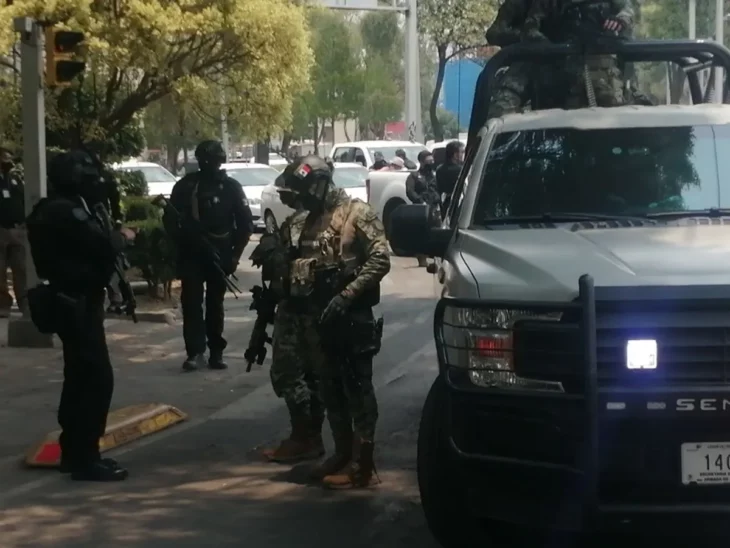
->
[[389, 204, 453, 258]]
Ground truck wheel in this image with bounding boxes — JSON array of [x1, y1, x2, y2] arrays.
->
[[383, 200, 407, 256], [418, 376, 478, 547]]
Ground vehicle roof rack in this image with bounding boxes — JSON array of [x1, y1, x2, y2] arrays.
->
[[467, 39, 730, 151]]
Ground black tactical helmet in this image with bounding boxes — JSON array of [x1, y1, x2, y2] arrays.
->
[[286, 155, 332, 193], [194, 140, 226, 166], [48, 149, 99, 192]]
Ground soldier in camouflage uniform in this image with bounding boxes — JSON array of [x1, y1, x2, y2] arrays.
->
[[261, 205, 327, 463], [281, 155, 390, 489], [523, 0, 633, 108], [484, 0, 533, 119]]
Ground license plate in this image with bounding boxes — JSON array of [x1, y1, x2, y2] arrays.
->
[[681, 442, 730, 485]]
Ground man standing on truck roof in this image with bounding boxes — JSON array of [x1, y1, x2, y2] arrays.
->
[[523, 0, 633, 108], [484, 0, 534, 119]]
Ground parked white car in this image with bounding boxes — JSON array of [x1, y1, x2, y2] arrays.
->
[[329, 140, 427, 169], [222, 162, 280, 231], [114, 160, 178, 197], [260, 162, 369, 232]]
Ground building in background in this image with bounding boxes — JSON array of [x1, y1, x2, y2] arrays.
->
[[441, 57, 482, 129]]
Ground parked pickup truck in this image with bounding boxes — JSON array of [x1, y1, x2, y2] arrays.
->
[[367, 169, 414, 254]]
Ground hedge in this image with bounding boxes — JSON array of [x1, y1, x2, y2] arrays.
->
[[121, 196, 176, 298], [116, 169, 148, 197]]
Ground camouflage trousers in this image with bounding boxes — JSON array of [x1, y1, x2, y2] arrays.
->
[[270, 304, 325, 426], [562, 55, 625, 109], [271, 304, 379, 441], [319, 308, 379, 442], [487, 62, 532, 119]]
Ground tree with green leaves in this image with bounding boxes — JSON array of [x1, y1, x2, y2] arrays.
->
[[418, 0, 499, 141]]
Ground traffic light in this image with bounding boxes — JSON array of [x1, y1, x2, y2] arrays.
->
[[44, 27, 86, 87]]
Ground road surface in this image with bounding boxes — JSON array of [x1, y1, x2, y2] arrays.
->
[[0, 250, 443, 547]]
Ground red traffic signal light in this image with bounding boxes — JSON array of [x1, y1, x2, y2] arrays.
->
[[45, 28, 86, 87]]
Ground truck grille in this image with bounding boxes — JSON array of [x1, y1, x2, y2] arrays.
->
[[513, 303, 730, 390], [596, 307, 730, 386]]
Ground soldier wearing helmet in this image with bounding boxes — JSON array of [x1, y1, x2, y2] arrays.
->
[[163, 140, 254, 372], [25, 149, 132, 482], [268, 154, 390, 489]]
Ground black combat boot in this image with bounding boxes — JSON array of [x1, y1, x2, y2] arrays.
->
[[208, 350, 228, 370], [182, 353, 206, 372], [70, 459, 129, 482]]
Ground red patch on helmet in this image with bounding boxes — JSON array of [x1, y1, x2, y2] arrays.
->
[[294, 164, 311, 179]]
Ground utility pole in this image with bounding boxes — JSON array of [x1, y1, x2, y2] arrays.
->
[[8, 17, 53, 348], [715, 0, 725, 103]]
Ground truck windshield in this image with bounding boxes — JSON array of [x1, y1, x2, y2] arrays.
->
[[474, 124, 730, 225]]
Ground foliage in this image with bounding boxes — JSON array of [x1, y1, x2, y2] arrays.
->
[[418, 0, 499, 141], [310, 10, 363, 125], [125, 217, 176, 299], [0, 0, 313, 142], [423, 108, 461, 142], [122, 195, 159, 222], [116, 170, 148, 197]]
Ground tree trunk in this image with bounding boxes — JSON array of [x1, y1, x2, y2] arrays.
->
[[313, 119, 320, 155], [430, 46, 448, 143], [281, 133, 292, 155], [343, 119, 351, 141]]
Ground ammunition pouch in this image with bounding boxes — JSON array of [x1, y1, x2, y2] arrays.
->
[[27, 284, 85, 335], [27, 284, 57, 334], [320, 313, 384, 358]]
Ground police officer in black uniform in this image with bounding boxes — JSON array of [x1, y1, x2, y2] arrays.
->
[[164, 140, 254, 372], [26, 150, 130, 482]]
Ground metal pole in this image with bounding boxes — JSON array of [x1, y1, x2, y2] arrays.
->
[[8, 17, 53, 347], [18, 18, 45, 284], [715, 0, 724, 103], [404, 0, 423, 143], [689, 0, 696, 40]]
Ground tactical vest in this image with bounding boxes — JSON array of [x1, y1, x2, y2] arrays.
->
[[288, 193, 379, 309]]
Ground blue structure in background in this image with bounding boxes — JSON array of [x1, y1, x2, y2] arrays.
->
[[441, 58, 482, 129]]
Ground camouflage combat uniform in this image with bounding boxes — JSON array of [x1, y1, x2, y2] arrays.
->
[[523, 0, 633, 108], [294, 187, 390, 489], [262, 210, 326, 463], [484, 0, 533, 119]]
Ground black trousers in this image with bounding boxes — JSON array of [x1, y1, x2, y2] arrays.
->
[[57, 291, 114, 467], [179, 259, 227, 357]]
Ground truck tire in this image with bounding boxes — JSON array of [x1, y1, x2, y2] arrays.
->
[[418, 376, 478, 547], [383, 199, 407, 256]]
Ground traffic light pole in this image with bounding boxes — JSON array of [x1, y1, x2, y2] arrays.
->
[[8, 17, 53, 348]]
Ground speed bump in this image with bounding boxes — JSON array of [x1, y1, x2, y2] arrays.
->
[[25, 403, 188, 468]]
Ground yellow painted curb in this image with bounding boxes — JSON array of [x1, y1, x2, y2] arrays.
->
[[25, 403, 188, 468]]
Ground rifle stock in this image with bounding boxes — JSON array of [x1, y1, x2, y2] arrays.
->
[[244, 284, 276, 372]]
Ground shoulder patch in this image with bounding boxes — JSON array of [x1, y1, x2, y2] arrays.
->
[[71, 207, 90, 222]]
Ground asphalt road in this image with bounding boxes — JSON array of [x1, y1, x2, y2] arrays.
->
[[0, 251, 443, 547]]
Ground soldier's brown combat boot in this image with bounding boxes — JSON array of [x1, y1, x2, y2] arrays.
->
[[322, 439, 380, 489], [310, 432, 355, 481], [262, 418, 325, 464]]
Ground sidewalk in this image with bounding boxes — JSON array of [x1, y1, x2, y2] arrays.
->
[[0, 295, 272, 470]]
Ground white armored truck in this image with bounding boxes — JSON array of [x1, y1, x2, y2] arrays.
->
[[390, 38, 730, 546]]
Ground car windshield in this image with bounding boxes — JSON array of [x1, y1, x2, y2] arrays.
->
[[333, 166, 368, 188], [226, 167, 278, 186], [473, 125, 730, 225], [368, 145, 426, 164], [120, 165, 176, 183]]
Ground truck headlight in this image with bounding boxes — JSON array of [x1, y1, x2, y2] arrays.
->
[[442, 305, 565, 392]]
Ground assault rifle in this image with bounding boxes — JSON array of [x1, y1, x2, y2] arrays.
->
[[152, 195, 242, 298], [244, 284, 276, 372]]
